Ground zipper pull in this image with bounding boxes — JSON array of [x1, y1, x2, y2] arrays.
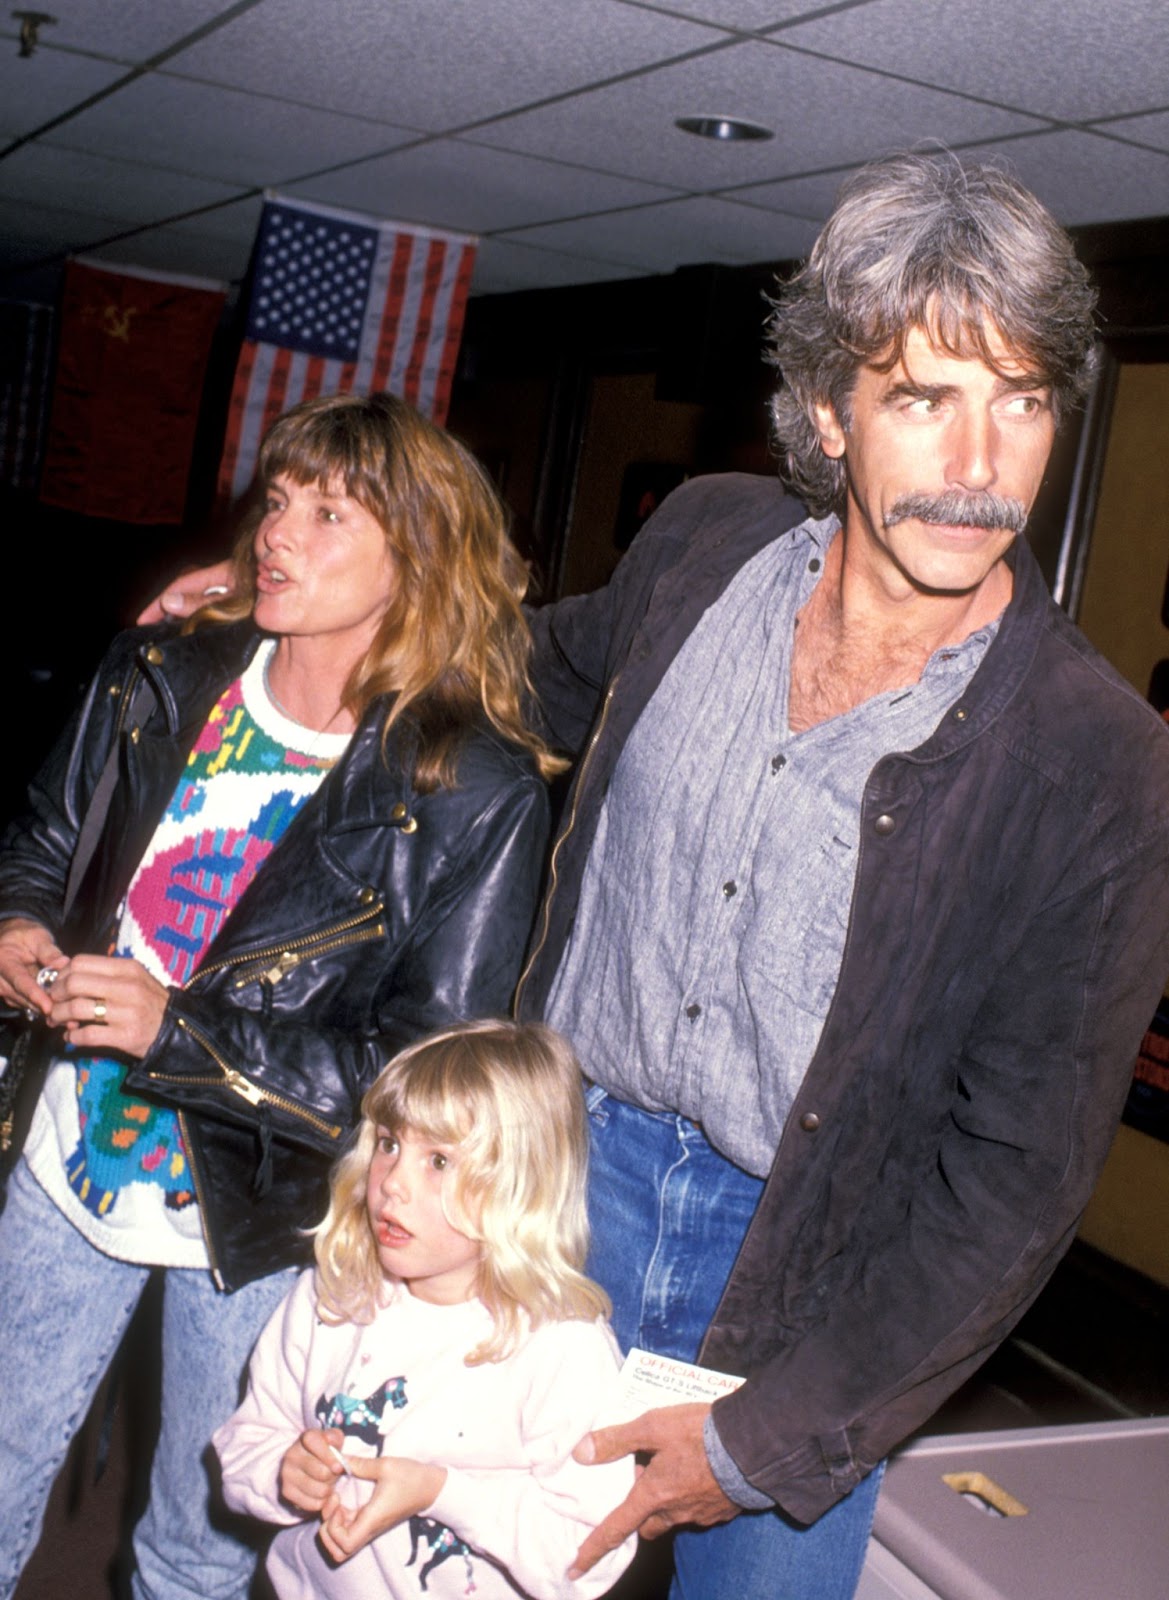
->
[[235, 949, 302, 989], [222, 1068, 269, 1108]]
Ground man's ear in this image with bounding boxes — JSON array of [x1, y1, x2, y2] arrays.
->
[[812, 400, 847, 460]]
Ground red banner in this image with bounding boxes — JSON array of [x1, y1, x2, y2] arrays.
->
[[39, 260, 225, 524]]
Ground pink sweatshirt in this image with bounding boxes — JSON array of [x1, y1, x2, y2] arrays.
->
[[213, 1269, 637, 1600]]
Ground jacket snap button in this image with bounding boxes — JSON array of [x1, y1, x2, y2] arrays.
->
[[144, 645, 163, 666], [874, 813, 895, 836], [953, 707, 969, 722], [359, 887, 376, 904], [800, 1112, 821, 1132]]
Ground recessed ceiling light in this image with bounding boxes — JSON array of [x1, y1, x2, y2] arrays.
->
[[675, 116, 773, 142]]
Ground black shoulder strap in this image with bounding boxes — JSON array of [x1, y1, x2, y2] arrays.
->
[[62, 674, 157, 921]]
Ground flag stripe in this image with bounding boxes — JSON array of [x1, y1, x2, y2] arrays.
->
[[403, 238, 447, 408], [431, 241, 477, 425]]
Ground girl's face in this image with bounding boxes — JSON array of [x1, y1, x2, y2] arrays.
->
[[366, 1125, 481, 1304]]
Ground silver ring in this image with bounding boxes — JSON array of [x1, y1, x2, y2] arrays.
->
[[36, 966, 59, 990]]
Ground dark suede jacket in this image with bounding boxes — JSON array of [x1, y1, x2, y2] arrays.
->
[[0, 621, 548, 1291], [517, 473, 1169, 1523]]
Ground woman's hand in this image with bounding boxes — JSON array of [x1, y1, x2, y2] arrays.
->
[[280, 1427, 346, 1515], [0, 918, 67, 1018], [319, 1454, 447, 1563], [48, 954, 169, 1057]]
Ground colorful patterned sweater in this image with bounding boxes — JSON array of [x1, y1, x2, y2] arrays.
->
[[25, 642, 350, 1268]]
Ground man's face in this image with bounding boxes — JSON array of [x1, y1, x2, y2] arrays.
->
[[814, 324, 1057, 599]]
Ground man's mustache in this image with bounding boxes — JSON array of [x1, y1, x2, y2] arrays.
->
[[884, 491, 1029, 534]]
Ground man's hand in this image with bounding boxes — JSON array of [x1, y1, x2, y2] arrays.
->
[[281, 1427, 346, 1515], [136, 560, 234, 624], [48, 953, 169, 1057], [318, 1454, 446, 1563], [0, 918, 68, 1018], [568, 1403, 737, 1578]]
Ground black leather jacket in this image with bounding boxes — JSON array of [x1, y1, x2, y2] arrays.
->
[[0, 622, 548, 1290], [519, 473, 1169, 1521]]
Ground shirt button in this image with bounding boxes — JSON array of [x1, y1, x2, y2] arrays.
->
[[771, 753, 786, 774], [808, 558, 821, 572], [800, 1112, 821, 1133], [874, 813, 896, 836], [685, 1003, 702, 1020], [722, 881, 737, 898]]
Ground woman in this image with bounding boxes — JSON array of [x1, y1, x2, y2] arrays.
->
[[0, 392, 556, 1600]]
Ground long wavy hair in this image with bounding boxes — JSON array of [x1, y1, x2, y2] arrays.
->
[[767, 150, 1099, 515], [312, 1020, 609, 1364], [192, 392, 564, 789]]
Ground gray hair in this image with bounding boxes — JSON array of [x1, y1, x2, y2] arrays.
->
[[767, 150, 1099, 515]]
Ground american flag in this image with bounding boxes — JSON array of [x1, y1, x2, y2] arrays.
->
[[217, 196, 477, 506], [0, 299, 54, 494]]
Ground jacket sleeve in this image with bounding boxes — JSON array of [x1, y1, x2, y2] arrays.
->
[[0, 644, 128, 939], [129, 771, 550, 1150], [711, 827, 1169, 1524], [213, 1269, 316, 1526], [426, 1321, 638, 1600]]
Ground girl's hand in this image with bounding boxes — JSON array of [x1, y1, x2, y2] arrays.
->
[[319, 1455, 447, 1563], [0, 918, 67, 1017], [280, 1427, 346, 1514], [48, 954, 169, 1057]]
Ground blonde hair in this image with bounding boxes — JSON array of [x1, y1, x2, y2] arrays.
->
[[313, 1020, 609, 1364], [192, 392, 565, 789]]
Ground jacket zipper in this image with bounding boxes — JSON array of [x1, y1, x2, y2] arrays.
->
[[177, 1108, 226, 1291], [182, 901, 387, 992], [515, 675, 620, 1012], [150, 1015, 343, 1142]]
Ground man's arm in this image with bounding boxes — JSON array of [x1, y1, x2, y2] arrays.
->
[[713, 831, 1169, 1524], [136, 562, 233, 623]]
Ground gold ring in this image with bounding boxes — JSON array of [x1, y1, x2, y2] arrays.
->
[[93, 998, 108, 1022]]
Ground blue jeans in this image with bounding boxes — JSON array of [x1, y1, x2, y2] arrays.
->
[[0, 1157, 296, 1600], [585, 1090, 881, 1600]]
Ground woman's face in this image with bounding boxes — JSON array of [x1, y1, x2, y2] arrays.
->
[[252, 474, 395, 659]]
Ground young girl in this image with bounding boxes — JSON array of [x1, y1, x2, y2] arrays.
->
[[213, 1020, 636, 1600]]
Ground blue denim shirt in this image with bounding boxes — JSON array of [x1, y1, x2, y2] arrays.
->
[[547, 514, 996, 1176]]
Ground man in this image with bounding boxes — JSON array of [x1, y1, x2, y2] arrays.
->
[[148, 153, 1169, 1599]]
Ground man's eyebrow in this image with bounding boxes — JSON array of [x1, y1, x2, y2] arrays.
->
[[880, 378, 957, 404]]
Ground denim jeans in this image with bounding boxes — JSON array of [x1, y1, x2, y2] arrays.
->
[[585, 1089, 881, 1600], [0, 1157, 296, 1600]]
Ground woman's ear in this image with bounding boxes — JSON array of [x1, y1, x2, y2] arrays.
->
[[812, 400, 847, 460]]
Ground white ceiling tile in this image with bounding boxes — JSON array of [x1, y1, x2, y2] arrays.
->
[[5, 1, 243, 60], [731, 166, 862, 221], [166, 0, 723, 128], [286, 140, 680, 234], [0, 197, 130, 267], [471, 237, 637, 295], [781, 0, 1169, 124], [636, 1, 823, 26], [0, 50, 125, 140], [1098, 112, 1169, 157], [84, 227, 244, 284], [50, 74, 414, 187], [958, 131, 1169, 227], [509, 195, 819, 274], [0, 144, 248, 227], [473, 38, 1042, 190]]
